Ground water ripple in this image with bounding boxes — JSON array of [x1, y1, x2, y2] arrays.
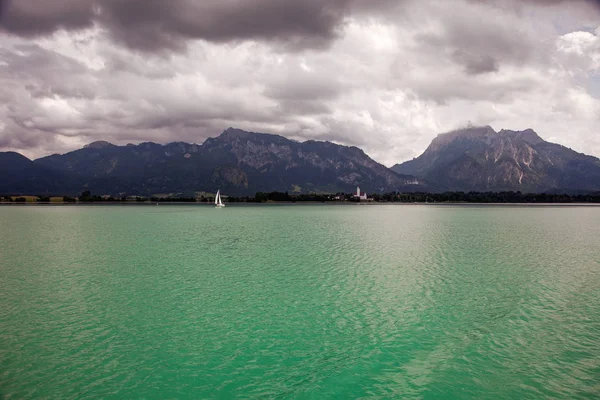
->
[[1, 205, 599, 398]]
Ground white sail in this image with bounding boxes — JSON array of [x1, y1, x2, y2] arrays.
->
[[215, 190, 225, 207]]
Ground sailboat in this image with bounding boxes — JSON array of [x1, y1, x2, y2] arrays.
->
[[215, 190, 225, 208]]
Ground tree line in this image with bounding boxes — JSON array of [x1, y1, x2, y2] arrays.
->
[[2, 190, 600, 203], [231, 191, 600, 203]]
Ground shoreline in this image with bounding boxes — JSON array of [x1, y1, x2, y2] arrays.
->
[[2, 201, 600, 207]]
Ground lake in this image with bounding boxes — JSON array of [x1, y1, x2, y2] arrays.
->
[[1, 205, 599, 398]]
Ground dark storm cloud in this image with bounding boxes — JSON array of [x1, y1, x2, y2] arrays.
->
[[100, 0, 354, 52], [0, 0, 95, 36], [0, 0, 411, 52], [0, 0, 356, 51], [3, 0, 597, 54]]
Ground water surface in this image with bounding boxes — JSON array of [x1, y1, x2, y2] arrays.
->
[[1, 205, 599, 398]]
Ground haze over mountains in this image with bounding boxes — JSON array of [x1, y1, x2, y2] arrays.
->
[[1, 127, 599, 196]]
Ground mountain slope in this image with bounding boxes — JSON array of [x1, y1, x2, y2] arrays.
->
[[392, 126, 600, 192], [0, 151, 73, 194], [32, 128, 424, 195]]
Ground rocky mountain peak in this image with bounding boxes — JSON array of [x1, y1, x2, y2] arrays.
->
[[83, 141, 115, 149], [500, 128, 544, 145], [429, 125, 497, 150], [219, 127, 254, 141], [439, 125, 496, 139], [392, 126, 600, 193]]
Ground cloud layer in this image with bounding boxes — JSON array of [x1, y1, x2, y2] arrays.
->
[[1, 0, 599, 165]]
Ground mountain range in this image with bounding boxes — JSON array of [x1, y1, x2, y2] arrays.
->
[[0, 128, 423, 196], [1, 126, 599, 196]]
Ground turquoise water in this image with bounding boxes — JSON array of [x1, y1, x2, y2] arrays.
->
[[1, 205, 600, 399]]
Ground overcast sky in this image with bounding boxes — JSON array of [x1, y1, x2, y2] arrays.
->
[[1, 0, 599, 166]]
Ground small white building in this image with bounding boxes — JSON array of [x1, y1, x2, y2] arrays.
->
[[354, 186, 368, 201]]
